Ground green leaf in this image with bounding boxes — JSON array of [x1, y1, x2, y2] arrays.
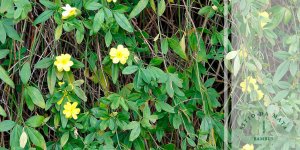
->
[[93, 9, 105, 33], [157, 0, 166, 16], [84, 0, 102, 10], [204, 78, 215, 87], [60, 131, 69, 148], [0, 49, 9, 59], [198, 6, 212, 16], [14, 8, 22, 19], [84, 133, 95, 145], [161, 38, 168, 54], [188, 32, 197, 51], [108, 94, 121, 109], [173, 114, 182, 129], [33, 10, 54, 25], [25, 115, 45, 128], [55, 25, 63, 40], [284, 8, 292, 24], [163, 143, 176, 150], [149, 0, 156, 12], [0, 0, 13, 13], [0, 105, 7, 117], [25, 127, 46, 149], [129, 122, 141, 141], [40, 0, 58, 9], [129, 0, 149, 19], [26, 86, 46, 109], [10, 124, 22, 147], [71, 58, 84, 68], [105, 31, 112, 47], [3, 23, 21, 41], [0, 120, 16, 132], [157, 101, 175, 113], [273, 61, 289, 83], [24, 88, 34, 111], [168, 37, 187, 60], [149, 57, 163, 66], [47, 66, 56, 95], [20, 62, 31, 84], [0, 23, 6, 44], [112, 64, 119, 84], [166, 79, 174, 97], [122, 65, 138, 74], [0, 65, 15, 88], [74, 87, 87, 102], [60, 105, 68, 128], [186, 137, 196, 147], [289, 61, 298, 77], [75, 30, 84, 44], [34, 57, 53, 69], [114, 12, 133, 32]]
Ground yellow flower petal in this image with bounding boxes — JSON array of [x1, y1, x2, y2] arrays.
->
[[109, 45, 129, 64], [64, 102, 72, 109], [61, 4, 78, 20], [63, 102, 80, 120], [256, 90, 264, 100], [54, 53, 74, 72], [120, 57, 127, 64], [71, 102, 78, 109], [241, 144, 254, 150], [240, 76, 259, 93], [109, 48, 117, 57], [58, 82, 65, 87], [117, 45, 124, 50], [73, 108, 80, 114], [112, 57, 120, 64], [72, 114, 78, 119]]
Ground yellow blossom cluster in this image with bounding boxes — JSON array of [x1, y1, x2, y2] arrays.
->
[[240, 76, 264, 100]]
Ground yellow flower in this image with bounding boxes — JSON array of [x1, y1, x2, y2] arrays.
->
[[240, 76, 258, 93], [258, 11, 270, 28], [239, 48, 248, 58], [62, 4, 78, 20], [57, 97, 64, 105], [212, 5, 218, 11], [57, 91, 67, 105], [109, 45, 130, 64], [107, 0, 117, 2], [63, 102, 80, 119], [54, 54, 74, 72], [256, 90, 264, 100], [58, 81, 65, 87], [241, 144, 254, 150]]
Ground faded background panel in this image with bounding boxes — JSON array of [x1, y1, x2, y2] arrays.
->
[[227, 0, 300, 149]]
